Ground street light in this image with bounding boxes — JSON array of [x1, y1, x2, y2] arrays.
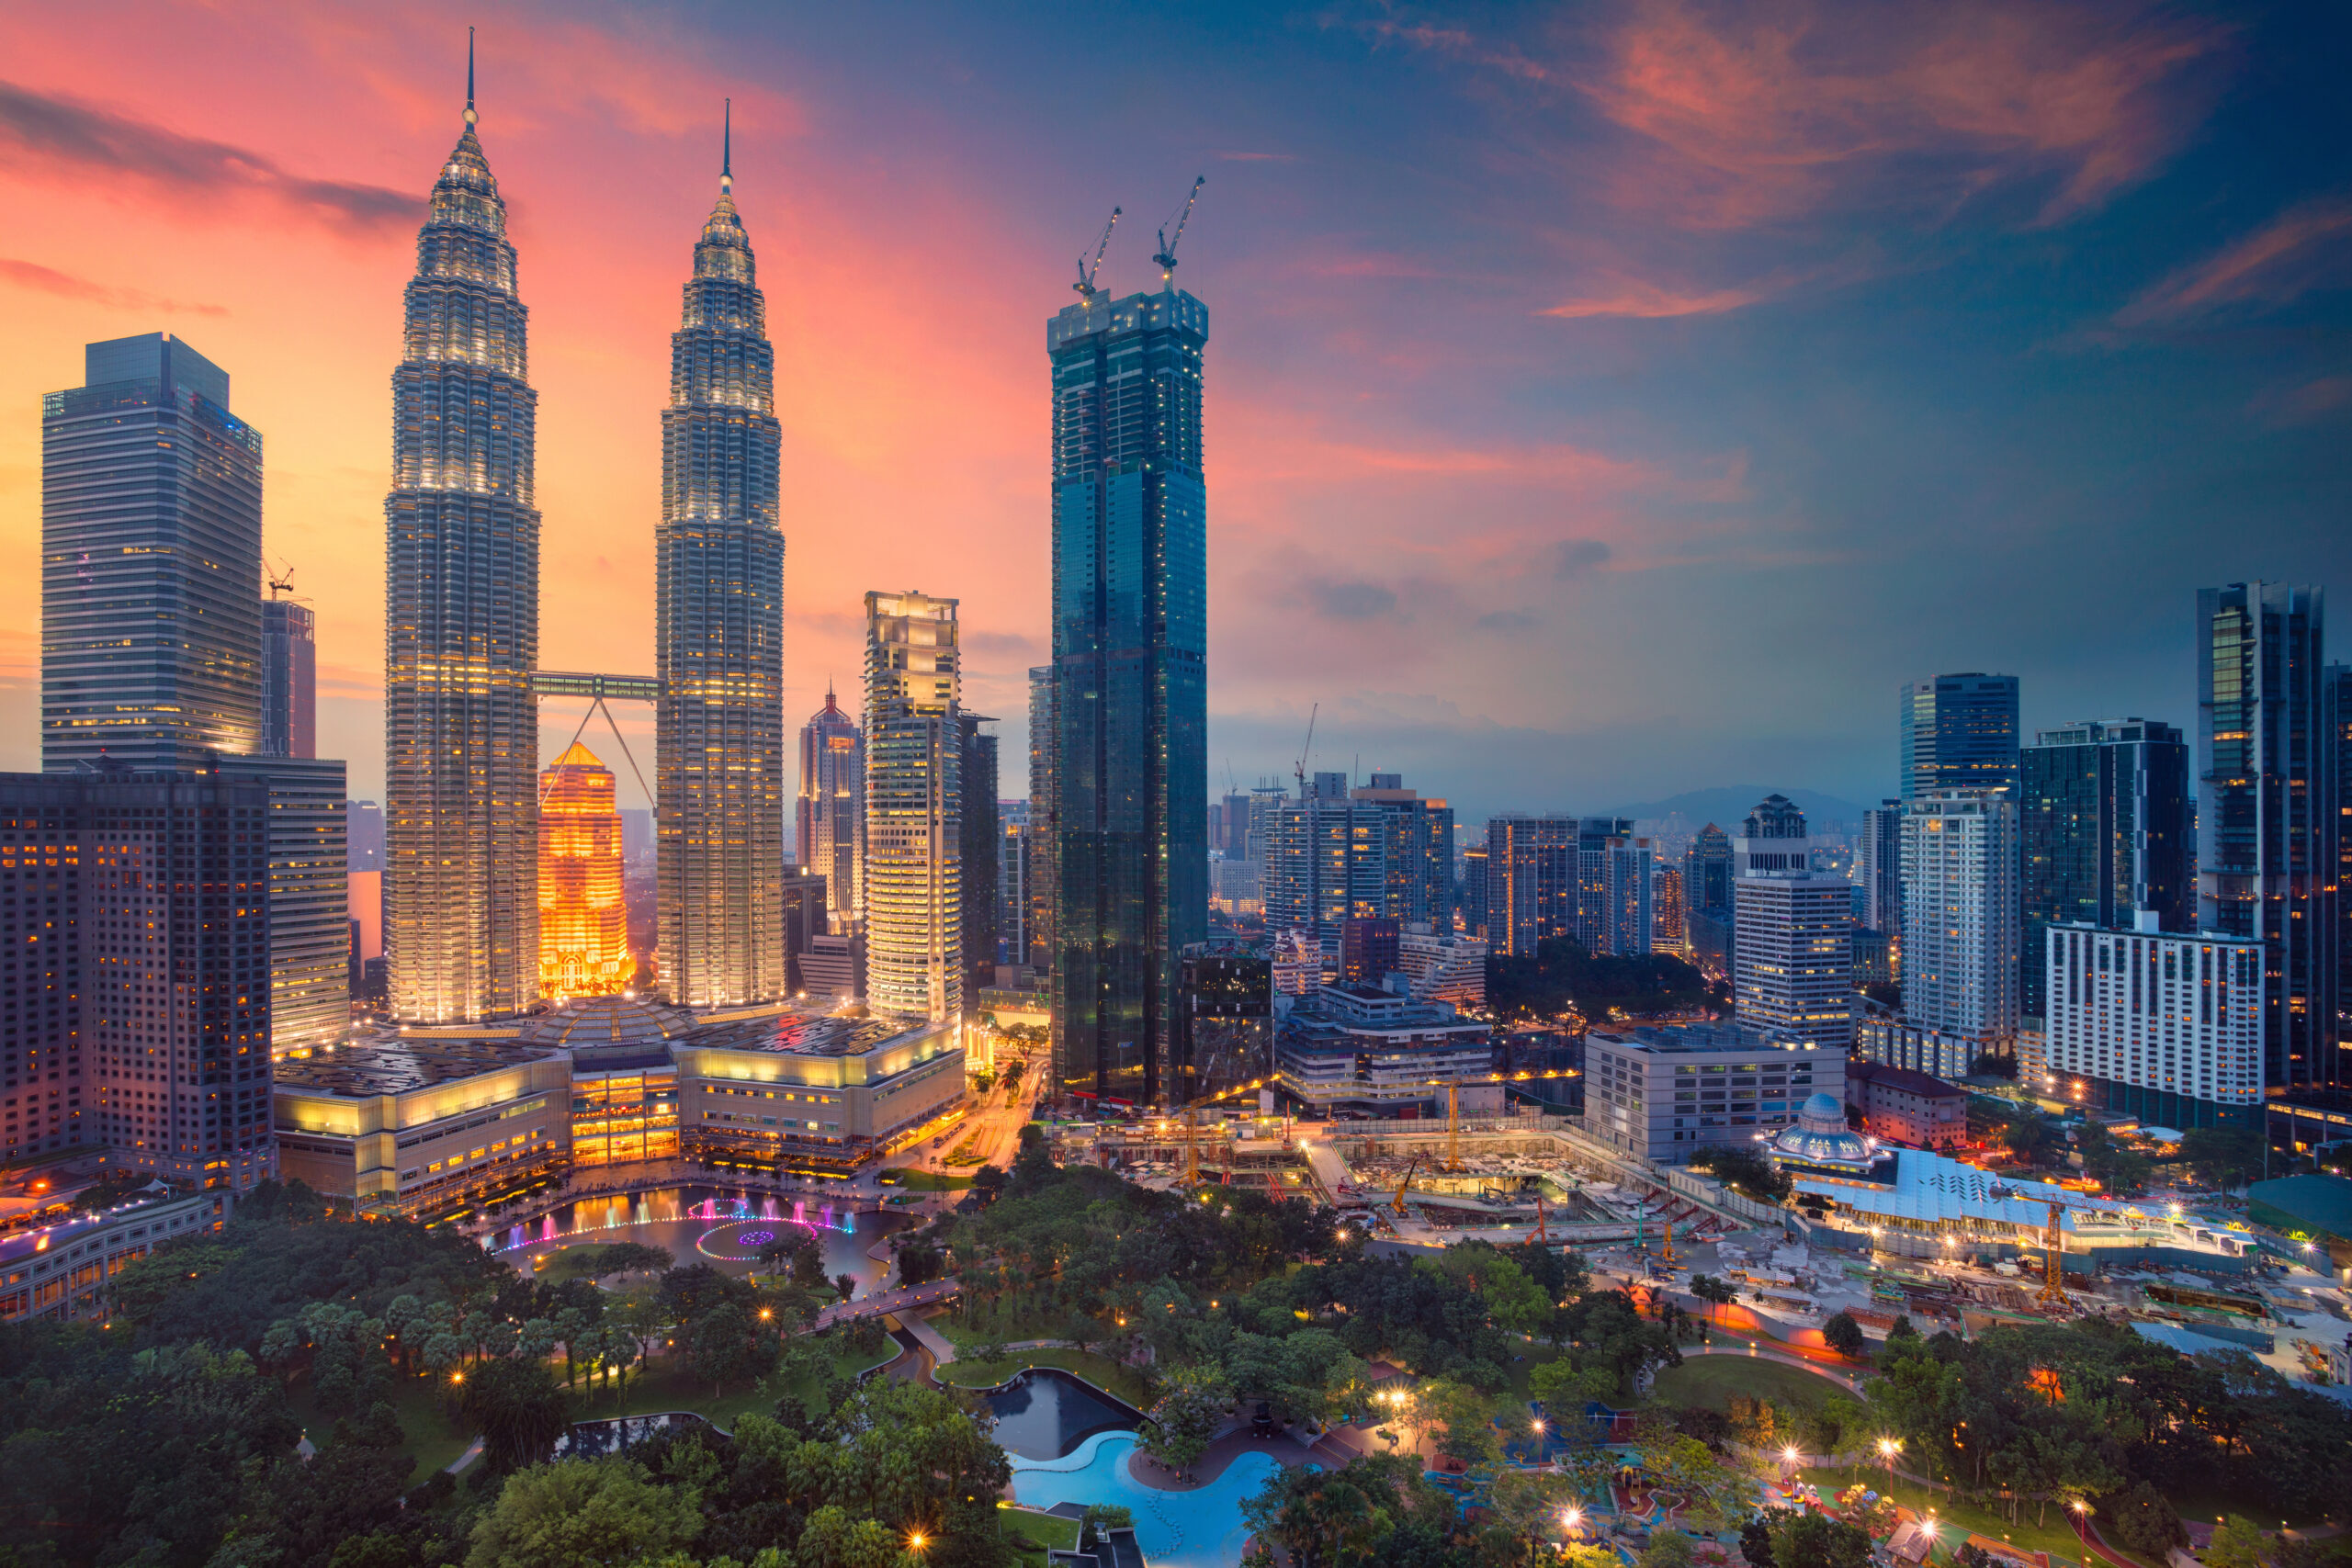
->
[[2070, 1500, 2091, 1542], [1878, 1436, 1902, 1493]]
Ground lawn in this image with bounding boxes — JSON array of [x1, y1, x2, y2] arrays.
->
[[1001, 1506, 1080, 1568], [286, 1373, 476, 1485], [896, 1169, 975, 1191], [935, 1346, 1152, 1409], [570, 1342, 899, 1431], [1646, 1353, 1856, 1414], [1796, 1464, 2120, 1568]]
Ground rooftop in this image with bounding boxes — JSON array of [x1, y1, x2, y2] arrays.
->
[[1589, 1022, 1825, 1056], [275, 1037, 558, 1098], [1848, 1060, 1964, 1100], [684, 1007, 935, 1058]]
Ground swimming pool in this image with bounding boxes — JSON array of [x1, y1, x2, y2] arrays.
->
[[1008, 1430, 1289, 1568], [984, 1368, 1142, 1461]]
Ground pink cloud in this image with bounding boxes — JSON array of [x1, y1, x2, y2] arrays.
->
[[2116, 197, 2352, 325], [1540, 277, 1768, 318], [0, 256, 226, 316]]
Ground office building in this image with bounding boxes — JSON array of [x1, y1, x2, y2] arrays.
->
[[1858, 800, 1901, 937], [1731, 795, 1854, 1053], [1396, 924, 1487, 1008], [1583, 1022, 1844, 1163], [3, 772, 275, 1189], [2043, 919, 2265, 1130], [998, 809, 1033, 970], [864, 591, 961, 1023], [1268, 773, 1453, 953], [1681, 822, 1734, 971], [42, 334, 262, 773], [780, 867, 827, 997], [1901, 672, 2019, 801], [1340, 916, 1400, 986], [1900, 790, 2020, 1063], [1024, 667, 1057, 981], [1213, 791, 1252, 859], [383, 71, 541, 1023], [2199, 583, 2340, 1094], [2019, 718, 2192, 1020], [536, 742, 628, 1001], [797, 687, 863, 932], [1176, 944, 1272, 1100], [271, 999, 963, 1209], [258, 592, 317, 760], [1274, 982, 1494, 1119], [958, 715, 1000, 998], [0, 1190, 232, 1325], [1046, 284, 1209, 1110], [800, 931, 861, 1001], [656, 120, 787, 1010], [218, 756, 350, 1055]]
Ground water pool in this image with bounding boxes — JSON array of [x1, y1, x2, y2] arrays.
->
[[985, 1368, 1140, 1461], [1008, 1430, 1288, 1568]]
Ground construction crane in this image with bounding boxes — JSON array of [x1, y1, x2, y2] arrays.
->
[[1532, 1191, 1549, 1246], [1073, 207, 1122, 299], [1294, 702, 1318, 797], [1440, 1079, 1467, 1172], [1389, 1156, 1421, 1217], [1152, 175, 1205, 276], [1991, 1182, 2090, 1306], [266, 559, 300, 600]]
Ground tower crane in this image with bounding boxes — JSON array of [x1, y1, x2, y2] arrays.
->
[[1295, 702, 1318, 798], [1153, 175, 1205, 276], [1073, 206, 1121, 299], [1990, 1182, 2093, 1306], [1441, 1079, 1467, 1172]]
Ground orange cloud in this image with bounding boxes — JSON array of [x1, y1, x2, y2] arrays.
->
[[2115, 197, 2352, 325], [1540, 277, 1768, 318], [0, 257, 226, 316]]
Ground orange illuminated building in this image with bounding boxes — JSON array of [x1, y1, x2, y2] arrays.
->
[[538, 741, 629, 999]]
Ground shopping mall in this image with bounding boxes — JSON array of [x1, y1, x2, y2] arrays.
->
[[272, 997, 966, 1215]]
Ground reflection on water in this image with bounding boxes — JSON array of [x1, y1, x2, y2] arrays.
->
[[986, 1368, 1142, 1461], [492, 1184, 906, 1288]]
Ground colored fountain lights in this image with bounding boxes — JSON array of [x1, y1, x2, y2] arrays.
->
[[495, 1191, 854, 1257]]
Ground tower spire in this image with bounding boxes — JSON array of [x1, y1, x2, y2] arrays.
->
[[722, 98, 731, 192], [464, 26, 477, 127]]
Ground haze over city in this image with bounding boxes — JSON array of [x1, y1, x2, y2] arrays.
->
[[6, 2, 2346, 818]]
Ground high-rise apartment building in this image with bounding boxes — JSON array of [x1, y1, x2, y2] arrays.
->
[[864, 592, 961, 1022], [1046, 284, 1209, 1109], [1597, 834, 1655, 956], [1215, 791, 1252, 859], [657, 121, 787, 1010], [537, 742, 628, 1000], [2019, 718, 2191, 1020], [958, 715, 1000, 997], [219, 756, 349, 1056], [1653, 864, 1687, 957], [1485, 815, 1573, 958], [797, 688, 863, 932], [2199, 583, 2339, 1093], [383, 69, 541, 1023], [1900, 791, 2020, 1060], [1731, 796, 1854, 1052], [1265, 773, 1452, 953], [2333, 663, 2352, 1056], [1340, 916, 1401, 985], [3, 772, 277, 1189], [259, 592, 317, 760], [1000, 807, 1035, 972], [1901, 673, 2019, 801], [1459, 842, 1489, 941], [42, 334, 262, 772], [1858, 800, 1901, 936], [1682, 822, 1734, 970], [2043, 920, 2264, 1130]]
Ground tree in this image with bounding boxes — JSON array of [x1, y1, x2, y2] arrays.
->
[[1142, 1362, 1230, 1474], [460, 1356, 571, 1473], [688, 1301, 767, 1398], [2107, 1481, 2185, 1559], [795, 1505, 900, 1568], [2206, 1517, 2274, 1568], [1821, 1310, 1867, 1359], [2180, 1126, 2266, 1193], [1641, 1529, 1699, 1568], [463, 1455, 702, 1568], [1688, 1145, 1793, 1203], [1770, 1509, 1874, 1568], [833, 1273, 858, 1303], [1688, 1273, 1736, 1323], [1419, 1377, 1498, 1469]]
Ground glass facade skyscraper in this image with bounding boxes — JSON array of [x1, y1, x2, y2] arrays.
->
[[796, 688, 863, 933], [2199, 583, 2340, 1094], [656, 123, 788, 1008], [2018, 718, 2191, 1019], [865, 592, 963, 1022], [1046, 288, 1209, 1110], [1901, 672, 2020, 801], [383, 74, 542, 1023], [259, 593, 317, 760], [42, 333, 262, 772]]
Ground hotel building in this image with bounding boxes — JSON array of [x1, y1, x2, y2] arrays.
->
[[863, 592, 963, 1022], [2042, 919, 2265, 1130]]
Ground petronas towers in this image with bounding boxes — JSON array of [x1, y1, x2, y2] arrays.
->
[[655, 113, 788, 1008], [384, 53, 786, 1022]]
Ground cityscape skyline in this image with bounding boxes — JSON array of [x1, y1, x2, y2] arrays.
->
[[5, 6, 2347, 822]]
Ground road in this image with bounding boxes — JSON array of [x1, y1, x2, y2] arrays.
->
[[866, 1059, 1040, 1191]]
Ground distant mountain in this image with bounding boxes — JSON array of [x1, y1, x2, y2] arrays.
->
[[1597, 786, 1872, 829]]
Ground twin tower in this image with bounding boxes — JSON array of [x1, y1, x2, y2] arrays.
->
[[384, 61, 784, 1022]]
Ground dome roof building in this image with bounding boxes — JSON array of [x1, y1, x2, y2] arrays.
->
[[1770, 1090, 1883, 1176]]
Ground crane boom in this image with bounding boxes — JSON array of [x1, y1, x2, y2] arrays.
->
[[1295, 702, 1318, 797], [1153, 175, 1205, 273], [1389, 1155, 1421, 1216], [1074, 206, 1122, 299]]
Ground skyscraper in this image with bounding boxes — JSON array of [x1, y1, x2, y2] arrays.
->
[[42, 333, 261, 772], [864, 592, 962, 1022], [1652, 864, 1687, 956], [2199, 583, 2339, 1093], [384, 53, 540, 1023], [1681, 823, 1734, 970], [2019, 718, 2191, 1019], [538, 741, 629, 1000], [657, 111, 787, 1010], [958, 714, 1000, 997], [797, 688, 864, 933], [1732, 795, 1855, 1052], [259, 591, 317, 760], [1901, 790, 2021, 1061], [219, 755, 350, 1056], [1264, 773, 1451, 953], [1046, 282, 1209, 1109], [1025, 666, 1057, 981], [1484, 815, 1575, 958], [1901, 673, 2020, 801], [1858, 800, 1901, 935]]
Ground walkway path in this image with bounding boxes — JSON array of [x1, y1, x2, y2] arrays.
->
[[896, 1308, 960, 1368], [813, 1275, 958, 1328]]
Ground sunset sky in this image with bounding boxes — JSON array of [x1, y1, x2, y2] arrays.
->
[[2, 1, 2346, 822]]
